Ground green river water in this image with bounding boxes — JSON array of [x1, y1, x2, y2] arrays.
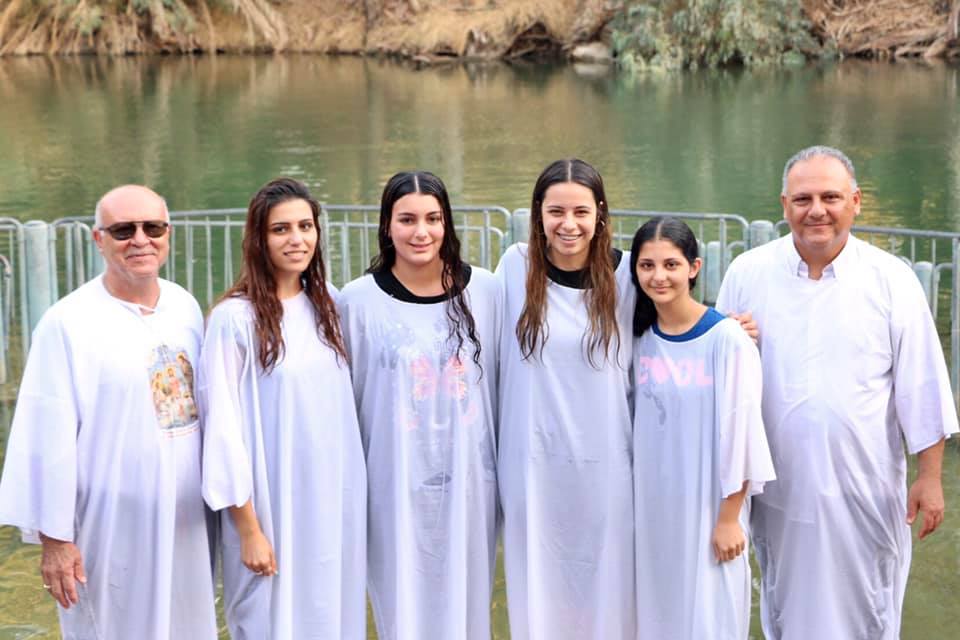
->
[[0, 55, 958, 639]]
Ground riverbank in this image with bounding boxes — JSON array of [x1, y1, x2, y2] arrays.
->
[[0, 0, 612, 59], [0, 1, 957, 65]]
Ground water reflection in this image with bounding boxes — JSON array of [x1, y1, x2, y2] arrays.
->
[[0, 57, 957, 231]]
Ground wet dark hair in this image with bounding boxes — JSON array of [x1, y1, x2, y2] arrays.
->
[[515, 158, 619, 368], [368, 171, 482, 368], [222, 177, 346, 372], [629, 216, 700, 337]]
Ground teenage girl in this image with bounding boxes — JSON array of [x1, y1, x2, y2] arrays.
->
[[497, 158, 637, 639], [199, 178, 366, 638], [338, 171, 500, 640], [629, 217, 774, 639]]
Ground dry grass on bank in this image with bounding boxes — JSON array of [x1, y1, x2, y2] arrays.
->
[[365, 0, 613, 59], [0, 0, 364, 56], [0, 0, 611, 58], [806, 0, 960, 59]]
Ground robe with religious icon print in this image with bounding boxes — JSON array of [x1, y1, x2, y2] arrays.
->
[[0, 275, 217, 640], [338, 266, 500, 640], [199, 289, 367, 640], [633, 309, 774, 640]]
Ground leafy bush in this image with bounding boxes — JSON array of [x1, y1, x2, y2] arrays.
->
[[611, 0, 823, 71]]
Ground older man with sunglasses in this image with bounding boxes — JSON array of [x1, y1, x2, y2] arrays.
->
[[0, 185, 217, 638]]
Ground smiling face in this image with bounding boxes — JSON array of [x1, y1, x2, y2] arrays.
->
[[265, 198, 318, 283], [389, 192, 445, 271], [94, 185, 170, 289], [782, 155, 861, 264], [541, 181, 598, 270], [635, 238, 701, 309]]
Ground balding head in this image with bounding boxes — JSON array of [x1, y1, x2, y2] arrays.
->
[[95, 185, 169, 228], [92, 185, 171, 304]]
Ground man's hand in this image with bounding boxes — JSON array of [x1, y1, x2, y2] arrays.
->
[[39, 533, 86, 609], [907, 474, 945, 539], [907, 438, 946, 540], [728, 311, 759, 344]]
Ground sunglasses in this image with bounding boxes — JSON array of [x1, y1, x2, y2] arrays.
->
[[98, 220, 170, 241]]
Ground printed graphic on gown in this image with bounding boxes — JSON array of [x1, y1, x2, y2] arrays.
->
[[379, 316, 481, 563], [148, 344, 199, 436], [636, 353, 714, 427], [379, 317, 479, 433]]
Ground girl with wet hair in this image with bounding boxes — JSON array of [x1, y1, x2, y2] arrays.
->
[[199, 177, 367, 638], [497, 158, 638, 639], [338, 171, 500, 640], [628, 217, 774, 639]]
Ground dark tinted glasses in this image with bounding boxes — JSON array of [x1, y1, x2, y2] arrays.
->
[[99, 220, 170, 241]]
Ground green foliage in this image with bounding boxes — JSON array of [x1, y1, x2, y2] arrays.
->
[[611, 0, 822, 72], [74, 6, 103, 36]]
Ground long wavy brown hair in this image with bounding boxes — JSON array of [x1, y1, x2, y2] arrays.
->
[[221, 177, 346, 372], [368, 171, 483, 369], [515, 158, 620, 368]]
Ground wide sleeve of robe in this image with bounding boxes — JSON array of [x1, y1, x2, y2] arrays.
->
[[199, 300, 256, 511], [714, 320, 776, 499], [887, 264, 960, 453], [0, 308, 80, 543]]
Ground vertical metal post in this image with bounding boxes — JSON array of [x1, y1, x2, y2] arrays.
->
[[320, 205, 331, 279], [704, 241, 722, 304], [952, 239, 959, 408], [205, 218, 214, 309], [224, 222, 234, 290], [186, 223, 195, 293], [913, 262, 935, 311], [0, 257, 8, 384], [749, 220, 775, 248], [24, 221, 55, 333], [510, 209, 530, 246]]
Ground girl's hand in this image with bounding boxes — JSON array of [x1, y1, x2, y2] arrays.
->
[[712, 520, 746, 563], [239, 528, 277, 576]]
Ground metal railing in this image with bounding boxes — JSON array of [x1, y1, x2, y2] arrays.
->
[[0, 206, 956, 410]]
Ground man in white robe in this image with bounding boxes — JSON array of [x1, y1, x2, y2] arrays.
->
[[717, 146, 958, 639], [0, 186, 217, 639]]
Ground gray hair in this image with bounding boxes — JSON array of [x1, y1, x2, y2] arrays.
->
[[781, 145, 858, 195], [94, 187, 169, 227]]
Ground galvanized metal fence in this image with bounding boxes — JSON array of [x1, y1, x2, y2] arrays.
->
[[0, 206, 957, 410]]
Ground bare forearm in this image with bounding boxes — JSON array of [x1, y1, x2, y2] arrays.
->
[[916, 438, 945, 479], [228, 499, 261, 537], [717, 481, 749, 525]]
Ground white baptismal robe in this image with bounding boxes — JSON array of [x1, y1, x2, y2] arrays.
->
[[496, 244, 637, 640], [199, 291, 367, 639], [339, 267, 500, 640], [716, 234, 958, 639], [633, 311, 774, 640], [0, 275, 216, 640]]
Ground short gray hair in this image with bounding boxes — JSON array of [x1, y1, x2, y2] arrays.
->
[[94, 187, 169, 227], [781, 145, 858, 195]]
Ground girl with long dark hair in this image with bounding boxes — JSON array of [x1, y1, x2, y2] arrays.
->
[[497, 158, 637, 639], [629, 217, 774, 639], [199, 178, 366, 638], [338, 171, 500, 640]]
